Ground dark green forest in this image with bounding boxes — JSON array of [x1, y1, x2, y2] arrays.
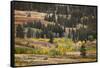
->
[[14, 1, 97, 41]]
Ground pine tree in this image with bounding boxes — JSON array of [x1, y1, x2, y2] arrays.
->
[[16, 24, 24, 38], [27, 28, 32, 38]]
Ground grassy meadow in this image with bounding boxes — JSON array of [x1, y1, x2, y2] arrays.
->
[[15, 38, 96, 66]]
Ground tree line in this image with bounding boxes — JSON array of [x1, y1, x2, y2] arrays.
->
[[16, 20, 65, 39], [14, 1, 97, 42]]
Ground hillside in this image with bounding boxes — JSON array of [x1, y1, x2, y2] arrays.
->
[[15, 10, 47, 24]]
